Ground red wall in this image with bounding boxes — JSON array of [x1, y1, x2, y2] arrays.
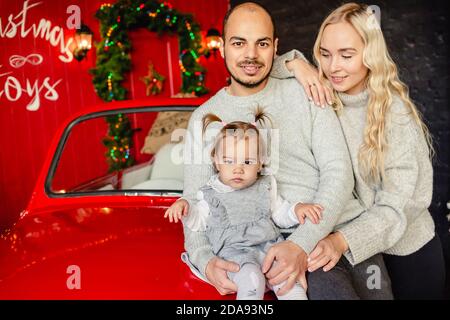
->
[[0, 0, 229, 229]]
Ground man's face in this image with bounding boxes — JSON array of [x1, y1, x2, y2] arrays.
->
[[220, 8, 278, 91]]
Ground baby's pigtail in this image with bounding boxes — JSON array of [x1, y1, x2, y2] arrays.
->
[[253, 106, 272, 170], [253, 105, 273, 128], [202, 113, 223, 135]]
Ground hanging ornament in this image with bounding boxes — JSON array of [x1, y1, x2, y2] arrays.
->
[[140, 62, 165, 96]]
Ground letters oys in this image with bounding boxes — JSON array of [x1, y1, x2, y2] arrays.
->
[[0, 66, 61, 111]]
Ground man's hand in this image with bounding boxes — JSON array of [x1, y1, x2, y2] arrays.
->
[[286, 59, 333, 108], [262, 240, 308, 296], [205, 257, 240, 295]]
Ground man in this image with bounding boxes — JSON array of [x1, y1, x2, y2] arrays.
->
[[181, 2, 353, 297]]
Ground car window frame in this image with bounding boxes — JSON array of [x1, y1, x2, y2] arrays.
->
[[45, 105, 195, 198]]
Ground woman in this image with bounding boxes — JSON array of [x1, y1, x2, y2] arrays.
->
[[273, 3, 446, 299]]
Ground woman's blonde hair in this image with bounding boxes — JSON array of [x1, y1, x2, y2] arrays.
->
[[202, 107, 272, 171], [313, 2, 433, 185]]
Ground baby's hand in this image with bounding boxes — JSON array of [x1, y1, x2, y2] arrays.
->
[[294, 203, 323, 224], [164, 199, 189, 223]]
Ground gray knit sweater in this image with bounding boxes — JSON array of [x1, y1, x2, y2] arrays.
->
[[335, 90, 435, 265], [271, 50, 435, 265], [182, 56, 354, 276]]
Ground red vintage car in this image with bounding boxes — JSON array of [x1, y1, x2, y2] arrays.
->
[[0, 98, 240, 300]]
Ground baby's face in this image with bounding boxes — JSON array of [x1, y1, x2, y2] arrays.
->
[[214, 134, 262, 190]]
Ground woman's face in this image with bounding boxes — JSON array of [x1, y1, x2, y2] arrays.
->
[[319, 21, 369, 95]]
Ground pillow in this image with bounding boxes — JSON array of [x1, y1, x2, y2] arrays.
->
[[149, 143, 184, 182], [141, 111, 192, 155]]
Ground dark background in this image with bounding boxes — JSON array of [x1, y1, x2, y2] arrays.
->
[[231, 0, 450, 297]]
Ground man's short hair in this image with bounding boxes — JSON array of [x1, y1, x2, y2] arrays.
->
[[222, 1, 277, 40]]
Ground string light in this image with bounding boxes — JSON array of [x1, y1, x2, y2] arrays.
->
[[136, 3, 145, 11], [184, 21, 195, 40], [190, 49, 199, 61], [163, 1, 173, 10], [100, 3, 112, 10], [107, 72, 114, 99], [106, 24, 118, 37]]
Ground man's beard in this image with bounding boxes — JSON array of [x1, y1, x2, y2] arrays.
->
[[224, 54, 274, 89]]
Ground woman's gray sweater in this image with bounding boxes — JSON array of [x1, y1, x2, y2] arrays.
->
[[335, 90, 435, 265], [272, 51, 435, 265]]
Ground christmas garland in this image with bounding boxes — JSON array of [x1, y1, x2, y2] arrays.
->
[[91, 0, 208, 172], [91, 0, 208, 101], [102, 114, 135, 172]]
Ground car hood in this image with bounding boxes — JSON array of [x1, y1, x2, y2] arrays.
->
[[0, 205, 221, 299]]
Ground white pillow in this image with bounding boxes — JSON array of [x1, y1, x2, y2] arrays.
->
[[149, 143, 184, 182]]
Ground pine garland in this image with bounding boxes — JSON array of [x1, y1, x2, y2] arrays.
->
[[102, 114, 135, 172], [91, 0, 208, 101], [91, 0, 208, 172]]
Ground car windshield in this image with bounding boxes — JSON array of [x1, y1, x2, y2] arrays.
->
[[48, 108, 194, 195]]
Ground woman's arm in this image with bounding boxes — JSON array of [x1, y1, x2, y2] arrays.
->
[[271, 49, 333, 107], [308, 139, 422, 269]]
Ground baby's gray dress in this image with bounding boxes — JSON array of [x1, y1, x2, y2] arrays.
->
[[202, 175, 284, 268]]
